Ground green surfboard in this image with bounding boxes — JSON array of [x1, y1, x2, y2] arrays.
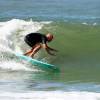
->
[[15, 53, 59, 72]]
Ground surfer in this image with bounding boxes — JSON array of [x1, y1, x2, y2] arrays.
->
[[24, 33, 57, 57]]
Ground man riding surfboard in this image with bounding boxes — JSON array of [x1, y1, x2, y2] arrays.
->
[[24, 33, 57, 57]]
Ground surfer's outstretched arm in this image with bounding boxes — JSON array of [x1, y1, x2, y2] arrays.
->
[[46, 45, 58, 52], [45, 48, 56, 56], [42, 44, 57, 56]]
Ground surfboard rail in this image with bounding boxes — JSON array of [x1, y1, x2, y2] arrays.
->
[[15, 53, 60, 72]]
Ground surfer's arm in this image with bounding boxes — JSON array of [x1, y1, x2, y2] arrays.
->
[[43, 43, 58, 52], [47, 46, 58, 52], [42, 36, 58, 52], [42, 44, 56, 56], [46, 48, 56, 56]]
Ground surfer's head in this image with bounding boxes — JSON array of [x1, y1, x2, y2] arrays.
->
[[46, 33, 53, 42]]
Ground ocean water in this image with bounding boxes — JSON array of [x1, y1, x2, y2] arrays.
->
[[0, 0, 100, 100]]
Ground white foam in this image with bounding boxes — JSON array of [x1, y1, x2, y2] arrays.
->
[[0, 61, 39, 72], [0, 19, 51, 36], [0, 61, 30, 71], [0, 91, 99, 100], [93, 23, 97, 26], [0, 19, 51, 52], [82, 22, 88, 25]]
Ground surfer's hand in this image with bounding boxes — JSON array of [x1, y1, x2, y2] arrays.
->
[[42, 44, 57, 56], [49, 48, 58, 52], [46, 48, 56, 56], [46, 45, 58, 52]]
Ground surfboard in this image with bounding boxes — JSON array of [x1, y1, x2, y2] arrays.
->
[[15, 53, 59, 72]]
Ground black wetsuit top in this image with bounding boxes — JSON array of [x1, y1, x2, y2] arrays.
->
[[24, 33, 48, 47]]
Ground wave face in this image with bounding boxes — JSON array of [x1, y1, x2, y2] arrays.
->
[[42, 22, 100, 63], [40, 22, 100, 84]]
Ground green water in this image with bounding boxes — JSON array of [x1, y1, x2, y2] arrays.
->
[[39, 22, 100, 83]]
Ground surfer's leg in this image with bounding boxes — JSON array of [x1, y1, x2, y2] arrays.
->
[[24, 50, 32, 55], [30, 44, 41, 57], [24, 45, 36, 56]]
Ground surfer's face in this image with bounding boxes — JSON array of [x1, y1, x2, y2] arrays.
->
[[46, 33, 53, 42]]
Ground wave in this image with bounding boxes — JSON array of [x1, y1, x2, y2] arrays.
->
[[0, 91, 99, 100], [42, 21, 100, 62], [0, 18, 100, 71]]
